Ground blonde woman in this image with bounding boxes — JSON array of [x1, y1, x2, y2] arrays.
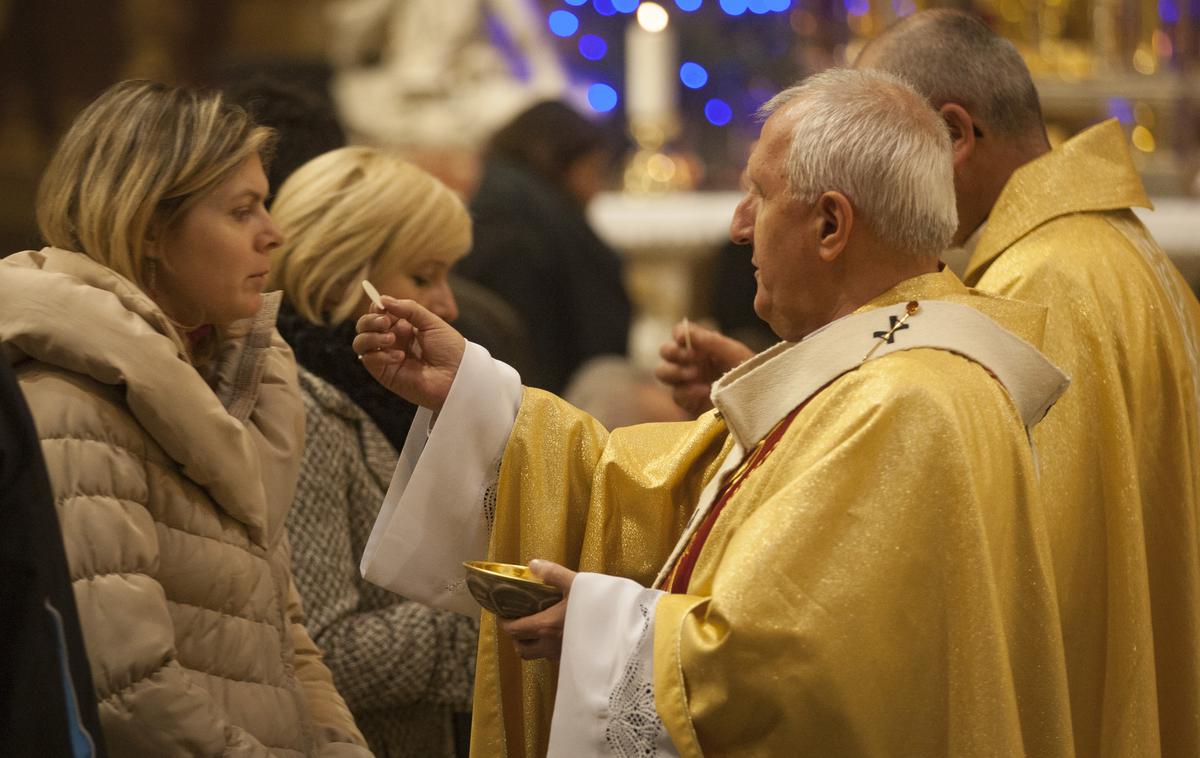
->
[[269, 147, 477, 758], [0, 81, 370, 757]]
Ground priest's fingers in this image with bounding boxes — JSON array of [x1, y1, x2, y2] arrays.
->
[[353, 312, 414, 354], [376, 296, 467, 375], [500, 598, 566, 638], [499, 560, 574, 649], [373, 295, 447, 333], [527, 559, 576, 592], [694, 326, 755, 372], [510, 635, 561, 661], [354, 307, 406, 337], [352, 328, 397, 357], [657, 324, 753, 384], [654, 357, 702, 386], [670, 383, 715, 418], [656, 340, 708, 404], [499, 599, 567, 660], [353, 325, 411, 378], [658, 338, 690, 365]]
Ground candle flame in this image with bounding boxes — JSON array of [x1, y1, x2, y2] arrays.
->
[[637, 2, 670, 32]]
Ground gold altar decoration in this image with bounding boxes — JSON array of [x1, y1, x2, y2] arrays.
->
[[831, 0, 1199, 194]]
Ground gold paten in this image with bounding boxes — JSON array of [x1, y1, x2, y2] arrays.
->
[[462, 561, 562, 619]]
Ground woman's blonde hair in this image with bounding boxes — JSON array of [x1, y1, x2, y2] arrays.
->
[[36, 80, 274, 292], [268, 146, 472, 325]]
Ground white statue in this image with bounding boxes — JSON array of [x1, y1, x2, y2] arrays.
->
[[328, 0, 569, 149]]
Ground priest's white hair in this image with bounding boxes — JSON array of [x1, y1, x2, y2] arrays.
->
[[759, 68, 957, 258]]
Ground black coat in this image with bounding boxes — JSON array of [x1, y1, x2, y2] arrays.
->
[[459, 159, 632, 394], [0, 353, 105, 757]]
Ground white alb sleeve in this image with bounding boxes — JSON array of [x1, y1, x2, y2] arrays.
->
[[548, 573, 678, 758], [360, 341, 522, 616]]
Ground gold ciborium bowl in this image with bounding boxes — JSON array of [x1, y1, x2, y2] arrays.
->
[[463, 561, 563, 619]]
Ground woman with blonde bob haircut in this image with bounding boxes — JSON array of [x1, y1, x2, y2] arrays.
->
[[269, 146, 476, 758], [271, 146, 469, 326], [0, 80, 370, 756]]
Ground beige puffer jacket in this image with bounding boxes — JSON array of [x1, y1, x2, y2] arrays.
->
[[0, 248, 371, 757]]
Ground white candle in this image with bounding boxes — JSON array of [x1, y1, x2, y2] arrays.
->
[[625, 13, 679, 127]]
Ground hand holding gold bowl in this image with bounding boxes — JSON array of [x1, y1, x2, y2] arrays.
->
[[463, 560, 564, 619]]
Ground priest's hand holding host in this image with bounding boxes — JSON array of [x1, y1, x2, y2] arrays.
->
[[355, 295, 578, 663], [655, 321, 753, 418], [353, 297, 464, 413]]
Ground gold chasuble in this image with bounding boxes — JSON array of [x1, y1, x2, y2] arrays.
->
[[964, 120, 1200, 758], [471, 270, 1075, 757]]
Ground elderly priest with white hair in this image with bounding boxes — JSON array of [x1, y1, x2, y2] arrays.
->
[[352, 69, 1075, 757]]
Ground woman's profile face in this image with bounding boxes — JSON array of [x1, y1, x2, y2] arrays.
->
[[368, 258, 459, 323], [154, 154, 283, 326]]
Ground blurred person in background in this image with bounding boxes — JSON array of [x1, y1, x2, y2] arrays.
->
[[458, 99, 632, 394], [563, 355, 689, 429], [223, 76, 347, 208], [269, 146, 479, 758], [0, 80, 370, 756]]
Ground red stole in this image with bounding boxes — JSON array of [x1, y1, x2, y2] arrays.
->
[[663, 404, 804, 594]]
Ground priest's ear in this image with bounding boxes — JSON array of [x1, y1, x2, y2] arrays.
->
[[939, 103, 979, 168], [816, 191, 852, 263]]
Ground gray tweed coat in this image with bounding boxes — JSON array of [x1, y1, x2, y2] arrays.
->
[[287, 367, 477, 758]]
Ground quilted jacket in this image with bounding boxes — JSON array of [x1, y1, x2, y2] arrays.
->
[[0, 247, 370, 757]]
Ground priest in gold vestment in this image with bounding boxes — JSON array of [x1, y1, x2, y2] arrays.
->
[[959, 120, 1200, 758], [669, 14, 1200, 755], [354, 70, 1076, 756], [853, 13, 1200, 757]]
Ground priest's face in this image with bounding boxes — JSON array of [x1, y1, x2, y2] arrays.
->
[[729, 104, 836, 342]]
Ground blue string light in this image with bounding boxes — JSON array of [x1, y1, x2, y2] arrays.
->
[[588, 83, 619, 112], [549, 0, 805, 129], [579, 34, 608, 60], [844, 0, 869, 16], [1159, 0, 1180, 23], [679, 62, 709, 88], [548, 10, 580, 37], [1107, 97, 1135, 125], [704, 98, 733, 125]]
